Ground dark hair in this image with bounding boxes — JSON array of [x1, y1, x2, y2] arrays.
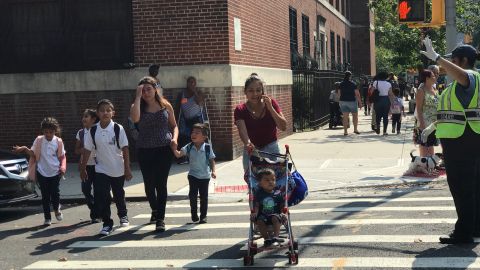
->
[[256, 168, 275, 182], [376, 71, 389, 81], [344, 71, 352, 81], [97, 99, 114, 111], [41, 117, 61, 136], [138, 76, 169, 112], [192, 123, 208, 136], [244, 73, 265, 93], [83, 109, 98, 123], [334, 81, 341, 89], [392, 88, 400, 97], [449, 45, 480, 68], [419, 70, 434, 83]]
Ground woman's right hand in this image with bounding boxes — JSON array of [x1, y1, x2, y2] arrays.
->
[[136, 85, 144, 99]]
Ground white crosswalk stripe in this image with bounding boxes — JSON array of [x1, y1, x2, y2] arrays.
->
[[24, 195, 475, 269]]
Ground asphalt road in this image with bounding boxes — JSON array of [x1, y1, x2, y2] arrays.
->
[[2, 181, 480, 269]]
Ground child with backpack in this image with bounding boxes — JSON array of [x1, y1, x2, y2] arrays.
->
[[390, 88, 405, 134], [75, 109, 100, 223], [171, 123, 216, 224], [80, 99, 132, 236], [13, 117, 67, 226]]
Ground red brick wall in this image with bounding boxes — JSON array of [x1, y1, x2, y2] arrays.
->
[[132, 0, 230, 67]]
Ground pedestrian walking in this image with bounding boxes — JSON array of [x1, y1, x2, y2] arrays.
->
[[420, 37, 480, 244], [234, 73, 287, 171], [414, 70, 439, 157], [339, 71, 362, 136], [80, 99, 132, 236], [390, 88, 405, 134], [175, 76, 207, 165], [130, 76, 178, 232], [171, 123, 216, 224], [74, 109, 100, 223], [372, 71, 393, 135], [360, 77, 370, 115], [13, 117, 66, 226]]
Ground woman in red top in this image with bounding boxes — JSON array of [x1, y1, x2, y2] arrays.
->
[[234, 73, 287, 171]]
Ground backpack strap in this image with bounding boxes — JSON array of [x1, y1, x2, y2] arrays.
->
[[205, 143, 211, 168], [114, 123, 121, 149], [90, 125, 97, 149], [78, 129, 85, 147]]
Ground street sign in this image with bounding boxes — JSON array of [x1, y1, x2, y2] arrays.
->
[[398, 0, 426, 23]]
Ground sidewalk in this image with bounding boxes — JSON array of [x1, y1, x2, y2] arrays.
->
[[33, 109, 445, 204]]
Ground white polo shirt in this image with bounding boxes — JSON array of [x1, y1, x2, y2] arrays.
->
[[76, 128, 96, 166], [84, 121, 129, 178], [32, 136, 65, 178]]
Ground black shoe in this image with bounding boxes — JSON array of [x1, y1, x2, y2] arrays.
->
[[439, 233, 473, 244], [375, 128, 380, 134], [191, 214, 199, 223], [264, 239, 273, 247], [150, 211, 158, 224], [156, 219, 165, 232], [199, 217, 207, 224]]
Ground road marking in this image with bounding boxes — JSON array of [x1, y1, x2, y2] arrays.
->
[[133, 206, 455, 219], [23, 257, 480, 269], [165, 196, 453, 209], [116, 218, 457, 231], [67, 235, 480, 249], [320, 159, 331, 169]]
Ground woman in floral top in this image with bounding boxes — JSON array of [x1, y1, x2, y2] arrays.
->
[[415, 70, 439, 156]]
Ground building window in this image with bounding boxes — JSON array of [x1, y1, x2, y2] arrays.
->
[[330, 31, 335, 68], [301, 15, 310, 56], [342, 0, 346, 16], [0, 0, 133, 74], [337, 35, 341, 67], [289, 7, 298, 55], [347, 40, 351, 64], [329, 0, 334, 5], [336, 0, 340, 11], [342, 38, 346, 66]]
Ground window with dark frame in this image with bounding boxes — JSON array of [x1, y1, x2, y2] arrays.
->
[[301, 14, 310, 56], [330, 31, 335, 68], [0, 0, 133, 74], [342, 37, 346, 66], [337, 35, 341, 67], [289, 7, 298, 56], [347, 40, 351, 64], [336, 0, 340, 11]]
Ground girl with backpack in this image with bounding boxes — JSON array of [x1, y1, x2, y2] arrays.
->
[[13, 117, 67, 226], [74, 109, 100, 223]]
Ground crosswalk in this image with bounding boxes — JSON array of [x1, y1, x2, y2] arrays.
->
[[23, 195, 480, 269]]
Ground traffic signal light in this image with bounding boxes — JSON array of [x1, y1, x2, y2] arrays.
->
[[398, 0, 425, 23]]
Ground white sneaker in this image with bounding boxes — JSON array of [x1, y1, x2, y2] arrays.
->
[[43, 219, 52, 226], [120, 216, 129, 227], [55, 211, 63, 221], [99, 225, 113, 236]]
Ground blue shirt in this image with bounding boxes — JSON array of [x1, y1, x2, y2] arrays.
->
[[181, 142, 215, 179]]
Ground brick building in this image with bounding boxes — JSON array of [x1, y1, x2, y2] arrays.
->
[[0, 0, 374, 161]]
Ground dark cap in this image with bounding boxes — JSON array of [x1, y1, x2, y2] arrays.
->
[[444, 44, 478, 59]]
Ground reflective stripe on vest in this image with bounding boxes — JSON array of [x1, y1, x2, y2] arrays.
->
[[436, 71, 480, 138]]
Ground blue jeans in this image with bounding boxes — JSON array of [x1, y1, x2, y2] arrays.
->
[[242, 140, 281, 171]]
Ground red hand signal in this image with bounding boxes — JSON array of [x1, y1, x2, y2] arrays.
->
[[399, 1, 412, 20]]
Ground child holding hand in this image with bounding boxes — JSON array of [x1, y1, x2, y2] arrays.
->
[[171, 123, 216, 224]]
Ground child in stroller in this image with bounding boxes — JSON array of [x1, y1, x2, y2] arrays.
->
[[329, 82, 343, 129], [250, 168, 287, 247]]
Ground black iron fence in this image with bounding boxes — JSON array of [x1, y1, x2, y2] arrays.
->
[[292, 70, 344, 131]]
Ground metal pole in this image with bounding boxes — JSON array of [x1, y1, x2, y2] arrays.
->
[[445, 0, 457, 83]]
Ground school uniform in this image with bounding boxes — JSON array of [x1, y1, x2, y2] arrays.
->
[[181, 142, 215, 220], [76, 128, 97, 220], [31, 136, 66, 220], [84, 121, 129, 227]]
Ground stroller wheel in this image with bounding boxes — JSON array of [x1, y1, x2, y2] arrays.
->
[[243, 255, 254, 266], [288, 251, 299, 265]]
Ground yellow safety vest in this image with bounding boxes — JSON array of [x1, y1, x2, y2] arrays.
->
[[436, 71, 480, 138]]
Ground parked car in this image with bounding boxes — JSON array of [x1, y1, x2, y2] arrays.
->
[[0, 149, 36, 206]]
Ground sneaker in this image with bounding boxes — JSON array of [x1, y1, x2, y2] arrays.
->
[[191, 214, 199, 223], [43, 219, 52, 226], [199, 217, 207, 224], [99, 225, 113, 236], [55, 211, 63, 221], [120, 216, 129, 227], [150, 211, 158, 224], [383, 132, 388, 136], [156, 219, 165, 232]]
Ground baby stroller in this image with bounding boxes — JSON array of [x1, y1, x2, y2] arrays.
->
[[329, 101, 343, 129], [243, 145, 299, 266]]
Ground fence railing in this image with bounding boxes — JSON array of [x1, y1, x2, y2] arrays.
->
[[292, 70, 344, 131]]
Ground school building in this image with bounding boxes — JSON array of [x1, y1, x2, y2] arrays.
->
[[0, 0, 375, 160]]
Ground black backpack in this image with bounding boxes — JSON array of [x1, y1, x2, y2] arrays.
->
[[90, 123, 121, 149]]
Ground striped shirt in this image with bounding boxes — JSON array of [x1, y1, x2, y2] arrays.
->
[[180, 92, 203, 120]]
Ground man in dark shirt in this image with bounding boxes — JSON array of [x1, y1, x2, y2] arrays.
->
[[339, 71, 362, 136]]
